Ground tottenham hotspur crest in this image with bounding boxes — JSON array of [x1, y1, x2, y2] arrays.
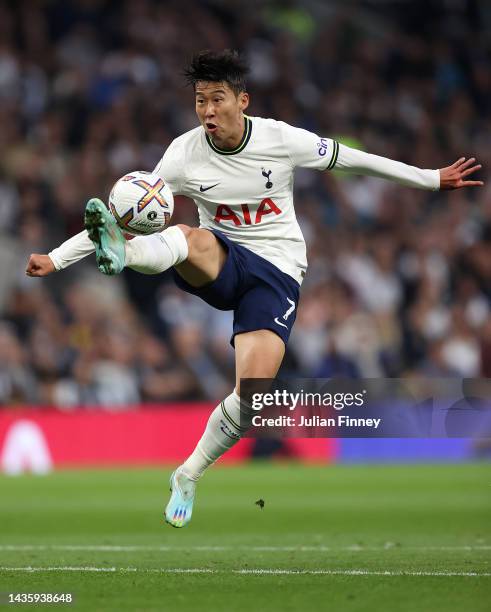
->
[[262, 168, 273, 189]]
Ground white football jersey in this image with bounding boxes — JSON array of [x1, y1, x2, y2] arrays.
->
[[48, 116, 439, 275], [153, 116, 338, 284], [153, 116, 439, 285]]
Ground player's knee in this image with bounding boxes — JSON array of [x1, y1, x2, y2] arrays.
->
[[176, 224, 192, 239], [175, 224, 201, 256], [184, 227, 217, 259]]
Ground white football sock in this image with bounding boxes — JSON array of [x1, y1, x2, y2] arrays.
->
[[181, 391, 253, 480], [124, 226, 188, 274]]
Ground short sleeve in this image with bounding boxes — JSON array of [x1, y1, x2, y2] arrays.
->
[[153, 139, 186, 195], [278, 121, 339, 171]]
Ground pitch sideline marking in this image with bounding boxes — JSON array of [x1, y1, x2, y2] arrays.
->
[[0, 566, 489, 577], [0, 545, 489, 552]]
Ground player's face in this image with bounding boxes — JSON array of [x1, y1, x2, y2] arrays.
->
[[195, 81, 249, 149]]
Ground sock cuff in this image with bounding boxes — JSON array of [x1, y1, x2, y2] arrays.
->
[[222, 392, 250, 433], [124, 225, 189, 273], [233, 389, 254, 416], [162, 225, 189, 265]]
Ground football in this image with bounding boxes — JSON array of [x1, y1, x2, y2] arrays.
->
[[108, 170, 174, 235]]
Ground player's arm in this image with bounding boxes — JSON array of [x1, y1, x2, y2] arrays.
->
[[279, 122, 483, 191], [26, 229, 95, 277], [334, 144, 483, 191]]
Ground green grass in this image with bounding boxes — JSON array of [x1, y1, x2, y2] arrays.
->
[[0, 463, 490, 611]]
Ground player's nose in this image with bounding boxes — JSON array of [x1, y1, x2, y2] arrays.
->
[[204, 102, 216, 117]]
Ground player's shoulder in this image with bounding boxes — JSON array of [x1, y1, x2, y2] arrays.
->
[[249, 116, 304, 145], [171, 125, 203, 146], [167, 126, 203, 157], [154, 127, 203, 190], [249, 115, 287, 133]]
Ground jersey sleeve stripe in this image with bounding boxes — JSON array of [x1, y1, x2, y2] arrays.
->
[[326, 140, 339, 171]]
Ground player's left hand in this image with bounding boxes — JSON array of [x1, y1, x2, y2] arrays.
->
[[439, 157, 483, 190]]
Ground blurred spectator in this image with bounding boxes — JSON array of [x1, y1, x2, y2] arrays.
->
[[0, 323, 38, 405]]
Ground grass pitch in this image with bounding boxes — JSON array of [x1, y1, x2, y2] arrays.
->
[[0, 463, 490, 611]]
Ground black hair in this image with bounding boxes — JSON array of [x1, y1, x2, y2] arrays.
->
[[184, 49, 249, 96]]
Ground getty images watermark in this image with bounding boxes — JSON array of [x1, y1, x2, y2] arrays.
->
[[249, 388, 377, 429], [239, 378, 491, 438]]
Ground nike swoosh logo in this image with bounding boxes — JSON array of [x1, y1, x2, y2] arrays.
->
[[200, 183, 219, 192], [274, 317, 289, 329]]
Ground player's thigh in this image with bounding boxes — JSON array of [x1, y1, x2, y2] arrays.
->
[[234, 330, 285, 393], [174, 226, 227, 287]]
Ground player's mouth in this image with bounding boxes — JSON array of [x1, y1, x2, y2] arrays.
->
[[205, 122, 218, 134]]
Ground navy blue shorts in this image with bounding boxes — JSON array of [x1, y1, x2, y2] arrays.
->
[[172, 230, 300, 346]]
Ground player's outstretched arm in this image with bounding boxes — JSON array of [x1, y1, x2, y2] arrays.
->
[[439, 157, 483, 190], [25, 229, 96, 277], [332, 142, 484, 192]]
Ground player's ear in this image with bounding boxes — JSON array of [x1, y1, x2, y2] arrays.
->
[[239, 92, 249, 111]]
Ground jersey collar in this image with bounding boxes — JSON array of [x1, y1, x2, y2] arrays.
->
[[205, 116, 252, 156]]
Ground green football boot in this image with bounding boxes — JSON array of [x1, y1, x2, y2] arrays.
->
[[84, 198, 126, 275]]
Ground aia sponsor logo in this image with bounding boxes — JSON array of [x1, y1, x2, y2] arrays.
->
[[214, 198, 282, 226]]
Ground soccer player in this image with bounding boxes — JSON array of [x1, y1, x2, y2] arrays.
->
[[26, 50, 483, 528]]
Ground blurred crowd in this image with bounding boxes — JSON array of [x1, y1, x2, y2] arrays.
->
[[0, 0, 490, 407]]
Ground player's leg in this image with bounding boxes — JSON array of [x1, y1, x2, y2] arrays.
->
[[173, 226, 227, 286], [127, 224, 227, 285], [175, 330, 284, 476], [179, 330, 284, 477], [84, 198, 225, 284], [165, 330, 285, 528], [166, 241, 299, 527], [233, 329, 285, 390]]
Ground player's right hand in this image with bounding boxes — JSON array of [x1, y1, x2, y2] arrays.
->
[[26, 254, 56, 277]]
